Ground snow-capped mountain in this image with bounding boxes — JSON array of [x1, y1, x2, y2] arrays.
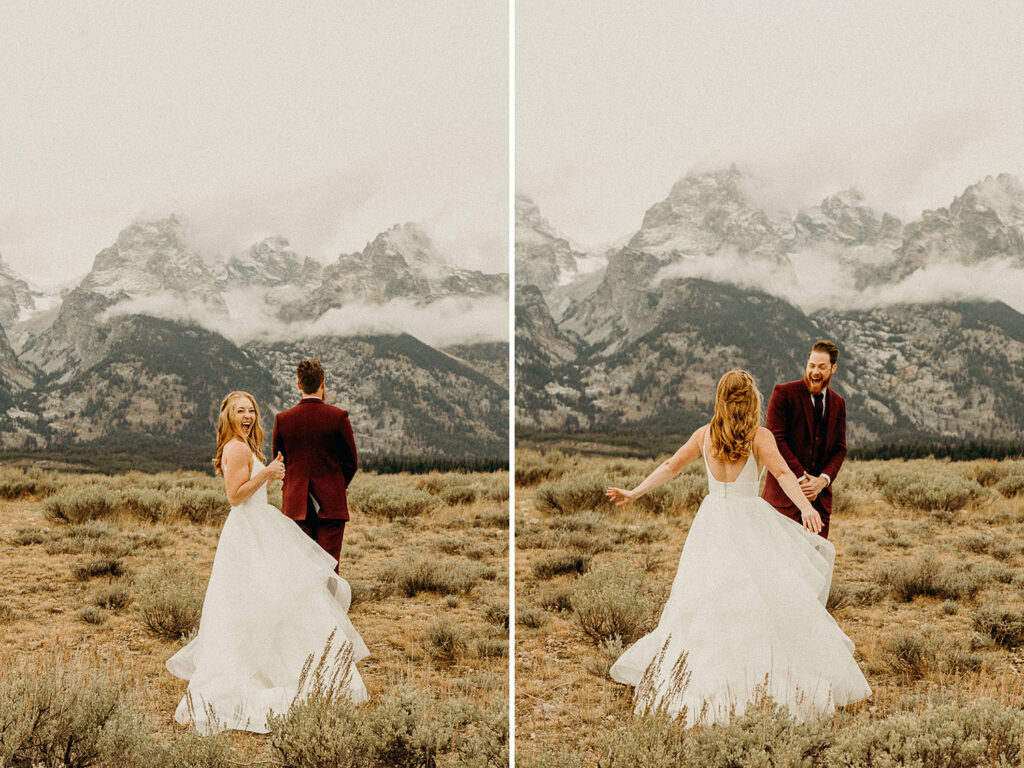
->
[[0, 255, 39, 326], [896, 173, 1024, 273], [516, 170, 1024, 445], [2, 216, 508, 460], [628, 166, 791, 268], [314, 223, 506, 311]]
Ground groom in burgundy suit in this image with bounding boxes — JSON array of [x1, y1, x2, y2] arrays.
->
[[762, 340, 846, 539], [272, 358, 358, 570]]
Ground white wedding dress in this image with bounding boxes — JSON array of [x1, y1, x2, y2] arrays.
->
[[166, 457, 369, 734], [610, 441, 870, 727]]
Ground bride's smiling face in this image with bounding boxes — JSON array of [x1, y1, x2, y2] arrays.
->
[[229, 397, 257, 439]]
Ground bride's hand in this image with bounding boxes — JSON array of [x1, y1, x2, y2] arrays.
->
[[606, 487, 637, 506], [266, 452, 286, 481], [801, 507, 823, 534]]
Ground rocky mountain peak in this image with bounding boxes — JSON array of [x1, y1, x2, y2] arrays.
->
[[951, 173, 1024, 226], [0, 253, 38, 326], [369, 222, 446, 270], [628, 165, 789, 265], [794, 187, 902, 248], [225, 236, 322, 289], [81, 215, 221, 302]]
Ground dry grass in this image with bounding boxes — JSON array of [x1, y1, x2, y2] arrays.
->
[[515, 450, 1024, 764], [0, 463, 508, 765]]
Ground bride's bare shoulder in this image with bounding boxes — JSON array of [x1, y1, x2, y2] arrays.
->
[[222, 439, 252, 464]]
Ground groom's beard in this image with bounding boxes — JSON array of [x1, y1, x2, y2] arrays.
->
[[803, 372, 831, 394]]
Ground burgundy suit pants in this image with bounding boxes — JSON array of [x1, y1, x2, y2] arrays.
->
[[295, 496, 346, 572]]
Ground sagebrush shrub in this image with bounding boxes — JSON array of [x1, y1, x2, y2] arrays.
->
[[379, 559, 486, 596], [878, 632, 938, 678], [877, 471, 986, 511], [427, 619, 467, 662], [571, 561, 663, 645], [172, 488, 229, 524], [874, 554, 982, 602], [349, 484, 439, 519], [135, 563, 202, 639], [996, 474, 1024, 498], [72, 557, 126, 581], [973, 604, 1024, 648], [533, 552, 592, 580]]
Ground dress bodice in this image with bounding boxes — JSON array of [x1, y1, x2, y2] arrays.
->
[[702, 448, 763, 499], [240, 457, 269, 508]]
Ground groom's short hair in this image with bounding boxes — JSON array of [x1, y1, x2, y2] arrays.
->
[[297, 358, 325, 394], [811, 340, 840, 365]]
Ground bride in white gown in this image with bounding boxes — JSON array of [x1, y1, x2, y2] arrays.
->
[[166, 390, 369, 734], [605, 370, 870, 727]]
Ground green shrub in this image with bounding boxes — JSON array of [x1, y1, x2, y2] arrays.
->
[[93, 584, 132, 611], [0, 664, 157, 768], [440, 485, 478, 506], [483, 601, 510, 629], [135, 563, 202, 639], [533, 552, 592, 580], [828, 699, 1024, 767], [172, 488, 229, 524], [996, 474, 1024, 498], [874, 554, 982, 602], [43, 487, 120, 523], [516, 608, 548, 628], [537, 585, 574, 613], [878, 472, 986, 511], [535, 473, 608, 515], [349, 485, 439, 519], [475, 507, 509, 528], [571, 561, 663, 645], [878, 632, 938, 678], [427, 619, 467, 662], [72, 557, 126, 581], [973, 604, 1024, 648], [475, 638, 509, 659], [11, 527, 49, 546], [379, 559, 486, 597], [116, 489, 169, 522], [75, 605, 108, 625], [270, 683, 462, 768], [0, 467, 58, 500]]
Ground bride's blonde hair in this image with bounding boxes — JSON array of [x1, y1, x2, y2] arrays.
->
[[213, 391, 265, 474], [708, 370, 762, 462]]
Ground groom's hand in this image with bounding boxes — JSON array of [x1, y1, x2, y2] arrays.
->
[[799, 474, 827, 500]]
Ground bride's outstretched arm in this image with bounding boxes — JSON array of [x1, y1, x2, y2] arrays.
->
[[754, 428, 823, 534], [222, 441, 285, 506], [606, 427, 703, 506]]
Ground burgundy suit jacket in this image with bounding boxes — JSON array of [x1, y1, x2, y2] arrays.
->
[[271, 398, 358, 521], [761, 379, 846, 516]]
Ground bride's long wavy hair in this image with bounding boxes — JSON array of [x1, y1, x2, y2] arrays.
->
[[708, 370, 763, 462], [213, 391, 265, 474]]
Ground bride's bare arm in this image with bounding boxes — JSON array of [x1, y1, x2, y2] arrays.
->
[[222, 441, 285, 506], [606, 427, 704, 506], [753, 427, 823, 534]]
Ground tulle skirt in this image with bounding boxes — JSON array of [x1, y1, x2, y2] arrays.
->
[[610, 492, 870, 727], [166, 499, 369, 734]]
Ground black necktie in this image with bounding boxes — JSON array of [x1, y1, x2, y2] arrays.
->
[[813, 393, 824, 427]]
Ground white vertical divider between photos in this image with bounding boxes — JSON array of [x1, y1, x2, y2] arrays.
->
[[507, 0, 516, 761]]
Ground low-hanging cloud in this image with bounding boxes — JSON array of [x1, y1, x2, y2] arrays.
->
[[102, 289, 509, 349], [653, 248, 1024, 316]]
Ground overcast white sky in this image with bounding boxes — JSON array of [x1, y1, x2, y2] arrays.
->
[[517, 0, 1024, 247], [0, 0, 508, 285]]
